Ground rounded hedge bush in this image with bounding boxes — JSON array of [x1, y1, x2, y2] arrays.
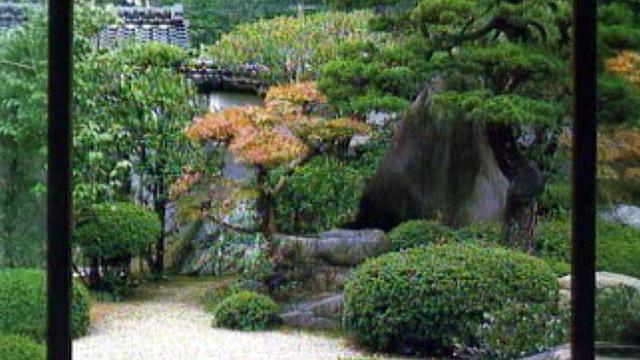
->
[[74, 202, 160, 262], [387, 220, 458, 251], [343, 244, 559, 356], [388, 220, 502, 251], [536, 218, 640, 278], [212, 291, 279, 331], [474, 301, 568, 359], [0, 269, 91, 340], [0, 334, 45, 360]]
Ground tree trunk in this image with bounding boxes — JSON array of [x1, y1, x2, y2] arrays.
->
[[503, 197, 538, 253], [89, 256, 100, 289]]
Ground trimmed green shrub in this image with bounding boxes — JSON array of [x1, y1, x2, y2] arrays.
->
[[387, 220, 502, 251], [536, 218, 640, 279], [474, 301, 568, 359], [212, 291, 280, 331], [0, 334, 45, 360], [74, 202, 160, 262], [0, 269, 91, 340], [343, 244, 559, 356], [595, 286, 640, 344], [387, 220, 458, 251]]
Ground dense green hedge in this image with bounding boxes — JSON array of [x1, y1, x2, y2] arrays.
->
[[595, 286, 640, 344], [212, 291, 280, 331], [0, 269, 91, 340], [74, 202, 160, 262], [343, 244, 558, 356], [536, 218, 640, 278], [387, 220, 502, 251], [475, 301, 568, 359], [0, 334, 45, 360]]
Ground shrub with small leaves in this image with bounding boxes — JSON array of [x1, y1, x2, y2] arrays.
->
[[343, 244, 559, 356], [387, 220, 458, 251], [595, 286, 640, 344], [0, 334, 45, 360], [474, 301, 568, 359], [0, 269, 91, 340], [212, 291, 280, 331]]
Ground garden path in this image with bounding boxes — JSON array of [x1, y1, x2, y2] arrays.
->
[[72, 276, 399, 360]]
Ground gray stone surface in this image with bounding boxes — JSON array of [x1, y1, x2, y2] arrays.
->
[[280, 293, 343, 331], [520, 345, 570, 360], [558, 272, 640, 292], [601, 204, 640, 229], [275, 229, 389, 267]]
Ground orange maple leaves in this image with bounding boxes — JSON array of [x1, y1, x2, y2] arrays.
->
[[186, 82, 368, 168], [606, 51, 640, 89]]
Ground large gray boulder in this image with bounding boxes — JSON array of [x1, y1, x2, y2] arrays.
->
[[520, 345, 570, 360], [280, 293, 343, 331], [275, 229, 389, 266], [559, 272, 640, 292], [601, 204, 640, 229]]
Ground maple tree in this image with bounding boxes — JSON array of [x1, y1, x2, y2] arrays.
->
[[182, 82, 368, 246]]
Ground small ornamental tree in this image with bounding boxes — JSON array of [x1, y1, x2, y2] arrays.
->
[[328, 0, 572, 250], [184, 82, 368, 247]]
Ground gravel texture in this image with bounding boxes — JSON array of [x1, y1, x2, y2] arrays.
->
[[72, 279, 391, 360]]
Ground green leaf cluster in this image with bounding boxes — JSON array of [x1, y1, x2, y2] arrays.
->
[[0, 334, 44, 360], [212, 291, 280, 331]]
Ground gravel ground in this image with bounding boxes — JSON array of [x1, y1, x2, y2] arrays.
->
[[72, 279, 394, 360]]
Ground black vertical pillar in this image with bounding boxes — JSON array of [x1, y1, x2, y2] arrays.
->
[[572, 0, 597, 358], [48, 1, 73, 359]]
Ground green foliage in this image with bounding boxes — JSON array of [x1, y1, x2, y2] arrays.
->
[[595, 286, 640, 344], [597, 74, 640, 126], [387, 220, 458, 251], [474, 301, 568, 359], [74, 202, 160, 262], [0, 334, 45, 360], [205, 11, 376, 84], [212, 291, 280, 331], [271, 156, 367, 234], [318, 36, 429, 115], [387, 220, 503, 251], [538, 181, 571, 219], [536, 218, 640, 279], [157, 0, 326, 46], [343, 244, 559, 356], [0, 269, 91, 340]]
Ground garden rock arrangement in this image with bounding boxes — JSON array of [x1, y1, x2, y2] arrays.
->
[[558, 272, 640, 294], [0, 3, 33, 32], [280, 293, 344, 330], [601, 204, 640, 229]]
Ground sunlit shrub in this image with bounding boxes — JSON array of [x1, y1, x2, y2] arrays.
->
[[0, 269, 91, 340], [0, 334, 45, 360], [212, 291, 280, 331], [343, 244, 558, 356], [387, 220, 502, 252]]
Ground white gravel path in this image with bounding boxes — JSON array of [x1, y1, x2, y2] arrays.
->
[[72, 300, 379, 360]]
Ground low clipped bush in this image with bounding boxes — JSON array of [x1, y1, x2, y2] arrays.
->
[[74, 202, 160, 263], [474, 301, 568, 359], [536, 218, 640, 279], [212, 291, 280, 331], [343, 244, 559, 356], [0, 269, 91, 340], [387, 220, 502, 251], [387, 220, 458, 251], [0, 334, 45, 360], [595, 286, 640, 344]]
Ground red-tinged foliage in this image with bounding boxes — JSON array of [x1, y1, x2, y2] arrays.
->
[[607, 51, 640, 89]]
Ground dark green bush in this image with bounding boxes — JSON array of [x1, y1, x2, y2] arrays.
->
[[597, 74, 640, 126], [343, 244, 559, 356], [0, 334, 45, 360], [74, 202, 160, 262], [212, 291, 280, 331], [595, 286, 640, 344], [536, 218, 640, 279], [0, 269, 91, 340], [474, 301, 568, 359], [387, 220, 458, 251], [387, 220, 502, 251]]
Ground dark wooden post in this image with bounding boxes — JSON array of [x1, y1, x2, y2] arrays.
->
[[48, 1, 73, 359], [571, 0, 597, 357]]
